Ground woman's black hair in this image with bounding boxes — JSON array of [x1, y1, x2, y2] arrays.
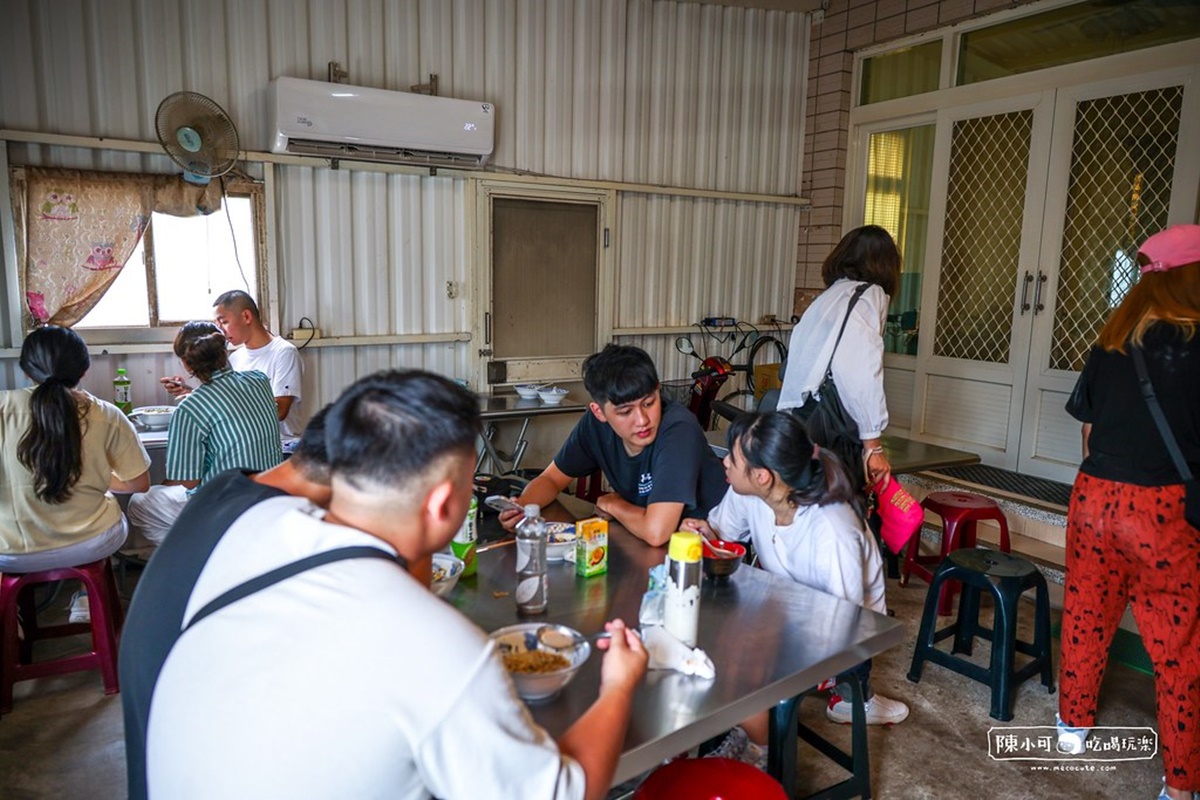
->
[[727, 411, 858, 509], [17, 325, 91, 504], [173, 321, 228, 383], [821, 224, 902, 297]]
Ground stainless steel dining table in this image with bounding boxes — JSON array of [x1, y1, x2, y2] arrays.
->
[[447, 500, 907, 789]]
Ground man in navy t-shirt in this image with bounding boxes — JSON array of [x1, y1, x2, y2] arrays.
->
[[502, 344, 728, 547]]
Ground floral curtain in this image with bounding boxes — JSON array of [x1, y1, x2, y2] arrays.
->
[[14, 167, 223, 328]]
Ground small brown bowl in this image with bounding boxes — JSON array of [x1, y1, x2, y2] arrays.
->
[[702, 540, 747, 581]]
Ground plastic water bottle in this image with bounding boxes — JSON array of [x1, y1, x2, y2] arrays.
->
[[515, 504, 548, 615], [664, 531, 703, 646], [114, 368, 132, 415]]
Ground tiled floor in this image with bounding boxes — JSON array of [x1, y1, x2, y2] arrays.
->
[[0, 568, 1170, 799]]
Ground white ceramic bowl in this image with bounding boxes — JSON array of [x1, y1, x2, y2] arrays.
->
[[514, 384, 542, 399], [544, 522, 577, 561], [491, 623, 591, 702], [130, 405, 176, 429], [431, 553, 465, 597], [537, 386, 568, 405]]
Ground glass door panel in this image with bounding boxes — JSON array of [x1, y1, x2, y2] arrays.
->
[[932, 110, 1034, 365], [1048, 85, 1185, 372], [864, 124, 935, 355]]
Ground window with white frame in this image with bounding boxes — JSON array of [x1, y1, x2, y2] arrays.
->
[[76, 186, 265, 330]]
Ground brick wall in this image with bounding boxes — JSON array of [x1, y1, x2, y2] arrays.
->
[[794, 0, 1039, 315]]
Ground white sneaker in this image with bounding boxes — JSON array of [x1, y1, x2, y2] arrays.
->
[[706, 726, 749, 761], [1056, 713, 1088, 755], [68, 590, 90, 624], [826, 692, 909, 725]]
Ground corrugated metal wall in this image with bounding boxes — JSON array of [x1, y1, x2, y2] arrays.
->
[[1, 0, 809, 423]]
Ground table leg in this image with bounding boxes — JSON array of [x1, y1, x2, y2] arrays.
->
[[768, 695, 800, 796]]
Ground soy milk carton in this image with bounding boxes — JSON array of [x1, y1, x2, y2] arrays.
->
[[575, 517, 608, 577]]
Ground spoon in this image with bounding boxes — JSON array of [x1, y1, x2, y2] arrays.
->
[[536, 624, 640, 651], [701, 537, 739, 558]]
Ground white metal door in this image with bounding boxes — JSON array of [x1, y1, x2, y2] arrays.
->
[[912, 91, 1054, 469], [1016, 67, 1200, 479], [914, 69, 1199, 480]]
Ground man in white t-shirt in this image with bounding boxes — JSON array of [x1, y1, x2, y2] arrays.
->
[[161, 290, 304, 437], [136, 370, 647, 800]]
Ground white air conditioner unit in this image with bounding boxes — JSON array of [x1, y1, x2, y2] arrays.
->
[[270, 76, 494, 169]]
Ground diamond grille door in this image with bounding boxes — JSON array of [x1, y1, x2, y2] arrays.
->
[[933, 110, 1033, 363], [1049, 86, 1184, 371]]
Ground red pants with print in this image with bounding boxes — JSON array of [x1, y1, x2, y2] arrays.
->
[[1059, 472, 1200, 790]]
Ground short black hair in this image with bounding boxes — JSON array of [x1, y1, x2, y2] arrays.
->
[[213, 290, 261, 321], [292, 405, 331, 484], [325, 370, 481, 491], [582, 344, 659, 406]]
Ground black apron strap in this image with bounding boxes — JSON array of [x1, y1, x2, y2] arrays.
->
[[183, 546, 407, 633]]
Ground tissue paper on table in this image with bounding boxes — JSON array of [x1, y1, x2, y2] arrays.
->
[[642, 626, 716, 680]]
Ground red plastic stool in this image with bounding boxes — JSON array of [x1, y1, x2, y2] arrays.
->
[[901, 491, 1011, 615], [633, 757, 788, 799], [1, 557, 124, 715]]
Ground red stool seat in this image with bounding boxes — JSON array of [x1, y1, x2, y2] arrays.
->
[[633, 757, 788, 800], [1, 557, 123, 715], [902, 491, 1011, 615]]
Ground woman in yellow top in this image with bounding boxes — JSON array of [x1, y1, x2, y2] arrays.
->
[[0, 326, 151, 582]]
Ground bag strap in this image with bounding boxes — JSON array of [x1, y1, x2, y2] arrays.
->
[[822, 283, 871, 380], [1130, 346, 1194, 483], [183, 546, 407, 633]]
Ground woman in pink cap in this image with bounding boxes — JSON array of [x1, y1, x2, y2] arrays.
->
[[1057, 224, 1200, 800]]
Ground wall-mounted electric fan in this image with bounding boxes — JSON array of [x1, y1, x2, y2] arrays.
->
[[154, 91, 241, 184]]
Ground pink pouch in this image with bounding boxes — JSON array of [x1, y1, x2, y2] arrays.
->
[[874, 476, 925, 554]]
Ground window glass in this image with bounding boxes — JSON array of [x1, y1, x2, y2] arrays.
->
[[76, 195, 260, 329], [864, 124, 935, 355], [859, 41, 941, 106], [958, 0, 1200, 86]]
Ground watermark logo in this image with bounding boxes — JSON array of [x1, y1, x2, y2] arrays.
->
[[988, 727, 1158, 762]]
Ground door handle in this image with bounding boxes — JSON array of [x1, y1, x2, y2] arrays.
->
[[484, 311, 492, 345], [1033, 271, 1047, 314], [1019, 272, 1033, 314]]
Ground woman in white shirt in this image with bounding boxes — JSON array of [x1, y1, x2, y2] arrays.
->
[[683, 411, 908, 767], [778, 225, 901, 492]]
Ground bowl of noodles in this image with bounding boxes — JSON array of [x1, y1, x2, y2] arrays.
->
[[430, 553, 465, 597], [491, 623, 592, 702]]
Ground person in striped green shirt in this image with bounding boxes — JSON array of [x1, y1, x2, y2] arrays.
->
[[128, 322, 281, 546]]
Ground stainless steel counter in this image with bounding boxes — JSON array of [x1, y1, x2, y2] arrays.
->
[[705, 428, 981, 475], [476, 394, 586, 474], [449, 505, 907, 785]]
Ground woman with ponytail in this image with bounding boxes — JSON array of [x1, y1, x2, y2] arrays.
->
[[681, 411, 907, 768], [1, 326, 150, 575]]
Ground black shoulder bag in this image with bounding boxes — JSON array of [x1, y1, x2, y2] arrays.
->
[[1130, 346, 1200, 531], [790, 283, 871, 494]]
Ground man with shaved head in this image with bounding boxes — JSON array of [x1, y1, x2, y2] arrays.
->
[[134, 370, 647, 800], [161, 290, 304, 438]]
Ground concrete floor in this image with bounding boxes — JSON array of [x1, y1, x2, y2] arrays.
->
[[0, 571, 1168, 799]]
